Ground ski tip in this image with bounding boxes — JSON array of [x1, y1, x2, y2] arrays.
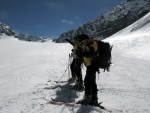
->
[[98, 102, 103, 105]]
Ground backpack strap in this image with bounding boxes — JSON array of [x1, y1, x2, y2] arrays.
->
[[88, 40, 99, 56], [83, 40, 98, 58]]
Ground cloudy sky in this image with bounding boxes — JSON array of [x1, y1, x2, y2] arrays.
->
[[0, 0, 124, 38]]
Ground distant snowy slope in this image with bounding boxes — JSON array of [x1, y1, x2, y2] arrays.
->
[[108, 12, 150, 36], [106, 12, 150, 61], [0, 22, 48, 42]]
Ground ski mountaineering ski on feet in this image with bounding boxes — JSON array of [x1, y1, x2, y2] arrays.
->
[[43, 97, 122, 113]]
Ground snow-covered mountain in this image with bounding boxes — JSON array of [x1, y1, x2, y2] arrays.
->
[[16, 33, 48, 42], [0, 12, 150, 113], [0, 22, 48, 42], [56, 0, 150, 42], [0, 22, 15, 36]]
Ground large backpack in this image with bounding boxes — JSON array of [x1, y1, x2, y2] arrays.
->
[[97, 40, 113, 72]]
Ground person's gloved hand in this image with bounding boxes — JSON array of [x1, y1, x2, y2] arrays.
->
[[65, 39, 69, 41]]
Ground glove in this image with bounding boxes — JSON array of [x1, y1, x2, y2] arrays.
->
[[82, 52, 87, 57], [65, 39, 69, 41]]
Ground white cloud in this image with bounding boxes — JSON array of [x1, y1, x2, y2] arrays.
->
[[75, 16, 81, 20], [62, 19, 74, 25], [46, 2, 66, 12]]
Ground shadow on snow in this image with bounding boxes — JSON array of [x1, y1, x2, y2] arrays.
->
[[44, 81, 103, 113]]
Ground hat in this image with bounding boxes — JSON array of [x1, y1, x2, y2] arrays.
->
[[73, 36, 78, 40], [79, 34, 89, 41]]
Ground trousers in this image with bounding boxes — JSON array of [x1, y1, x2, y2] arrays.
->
[[84, 65, 98, 95], [70, 59, 83, 82]]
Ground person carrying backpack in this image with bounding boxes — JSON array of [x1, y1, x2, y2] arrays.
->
[[65, 36, 84, 90], [77, 34, 99, 105]]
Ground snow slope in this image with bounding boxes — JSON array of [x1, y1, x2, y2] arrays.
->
[[0, 13, 150, 113]]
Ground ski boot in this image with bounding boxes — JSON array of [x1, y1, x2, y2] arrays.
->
[[68, 77, 77, 82], [89, 93, 99, 106], [76, 94, 92, 105], [72, 82, 84, 90]]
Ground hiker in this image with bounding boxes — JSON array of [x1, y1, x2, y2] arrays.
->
[[77, 34, 99, 105], [65, 36, 84, 90]]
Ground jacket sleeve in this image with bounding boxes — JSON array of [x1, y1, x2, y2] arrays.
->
[[65, 39, 74, 46]]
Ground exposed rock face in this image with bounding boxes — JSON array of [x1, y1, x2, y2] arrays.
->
[[56, 0, 150, 43], [16, 33, 47, 42], [0, 23, 48, 42], [0, 22, 15, 36]]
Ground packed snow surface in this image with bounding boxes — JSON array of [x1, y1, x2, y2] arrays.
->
[[0, 13, 150, 113]]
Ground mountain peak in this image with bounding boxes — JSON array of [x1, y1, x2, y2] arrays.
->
[[0, 22, 15, 36], [56, 0, 150, 43]]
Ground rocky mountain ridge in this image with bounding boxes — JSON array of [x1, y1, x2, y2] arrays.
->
[[0, 22, 48, 42], [56, 0, 150, 43], [0, 22, 15, 36]]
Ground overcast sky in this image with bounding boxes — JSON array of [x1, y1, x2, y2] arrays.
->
[[0, 0, 125, 38]]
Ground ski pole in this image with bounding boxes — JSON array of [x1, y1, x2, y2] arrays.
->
[[68, 53, 72, 79], [57, 65, 69, 82], [57, 54, 71, 82]]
